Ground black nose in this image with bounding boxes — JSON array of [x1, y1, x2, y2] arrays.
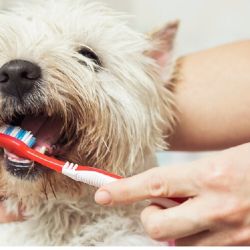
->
[[0, 60, 41, 98]]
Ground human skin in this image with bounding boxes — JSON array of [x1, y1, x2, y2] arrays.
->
[[96, 143, 250, 246], [95, 41, 250, 246], [169, 40, 250, 150]]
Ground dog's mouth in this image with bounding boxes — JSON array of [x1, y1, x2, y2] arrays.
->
[[3, 113, 69, 180]]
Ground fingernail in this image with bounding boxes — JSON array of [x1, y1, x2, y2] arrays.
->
[[95, 190, 112, 205]]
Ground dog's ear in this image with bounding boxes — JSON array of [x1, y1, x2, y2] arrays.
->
[[146, 21, 179, 77]]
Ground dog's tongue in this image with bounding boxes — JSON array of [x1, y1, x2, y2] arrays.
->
[[21, 115, 62, 153]]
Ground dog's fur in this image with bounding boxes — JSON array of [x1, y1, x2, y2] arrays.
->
[[0, 0, 177, 245]]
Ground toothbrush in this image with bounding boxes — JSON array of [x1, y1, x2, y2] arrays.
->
[[0, 125, 187, 207]]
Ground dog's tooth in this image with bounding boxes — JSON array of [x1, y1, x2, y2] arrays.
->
[[47, 110, 52, 117], [10, 163, 31, 168], [9, 158, 30, 164], [36, 146, 47, 154]]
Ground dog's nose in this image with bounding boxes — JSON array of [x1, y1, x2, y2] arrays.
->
[[0, 60, 41, 98]]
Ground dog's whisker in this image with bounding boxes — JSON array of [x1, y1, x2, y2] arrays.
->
[[48, 175, 57, 199], [41, 173, 48, 200]]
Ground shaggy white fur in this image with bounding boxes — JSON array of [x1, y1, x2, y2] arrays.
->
[[0, 0, 177, 246]]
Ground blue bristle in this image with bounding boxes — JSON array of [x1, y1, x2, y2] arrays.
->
[[16, 129, 25, 140], [5, 126, 14, 135], [28, 137, 36, 147], [0, 126, 37, 148]]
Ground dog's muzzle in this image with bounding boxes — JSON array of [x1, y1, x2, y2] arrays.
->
[[2, 115, 64, 180], [0, 60, 72, 180]]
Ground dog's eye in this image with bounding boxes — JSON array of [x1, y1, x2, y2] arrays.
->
[[78, 47, 102, 67]]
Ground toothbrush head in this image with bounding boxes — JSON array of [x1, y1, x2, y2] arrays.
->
[[0, 125, 54, 179], [0, 125, 36, 148]]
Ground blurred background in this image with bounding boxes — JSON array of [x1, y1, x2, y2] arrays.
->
[[101, 0, 250, 165], [1, 0, 250, 165], [98, 0, 250, 166], [103, 0, 250, 56]]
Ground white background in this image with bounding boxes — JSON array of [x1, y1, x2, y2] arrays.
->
[[102, 0, 250, 56]]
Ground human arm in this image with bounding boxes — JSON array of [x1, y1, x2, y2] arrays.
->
[[169, 41, 250, 150]]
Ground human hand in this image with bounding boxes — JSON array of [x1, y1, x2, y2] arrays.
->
[[95, 143, 250, 246]]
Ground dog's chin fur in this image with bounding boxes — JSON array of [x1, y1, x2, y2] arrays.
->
[[0, 0, 178, 246]]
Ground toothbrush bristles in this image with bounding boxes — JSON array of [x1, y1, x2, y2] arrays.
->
[[0, 125, 36, 147]]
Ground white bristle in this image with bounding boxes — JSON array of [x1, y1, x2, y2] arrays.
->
[[12, 127, 21, 137], [24, 134, 32, 144], [37, 146, 47, 154], [0, 125, 36, 147], [22, 131, 31, 143]]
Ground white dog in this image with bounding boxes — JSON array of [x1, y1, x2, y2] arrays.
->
[[0, 0, 178, 245]]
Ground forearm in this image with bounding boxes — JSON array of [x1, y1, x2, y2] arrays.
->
[[169, 41, 250, 151]]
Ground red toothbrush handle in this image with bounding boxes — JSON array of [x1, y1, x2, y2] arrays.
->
[[0, 133, 66, 172], [0, 133, 188, 205]]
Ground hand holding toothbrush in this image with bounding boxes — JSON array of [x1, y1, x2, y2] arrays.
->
[[95, 143, 250, 246]]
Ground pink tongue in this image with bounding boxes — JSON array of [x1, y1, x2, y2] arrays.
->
[[21, 115, 63, 152]]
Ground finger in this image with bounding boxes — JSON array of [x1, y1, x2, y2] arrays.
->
[[176, 231, 211, 246], [176, 227, 250, 246], [140, 199, 209, 241], [95, 161, 201, 205]]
